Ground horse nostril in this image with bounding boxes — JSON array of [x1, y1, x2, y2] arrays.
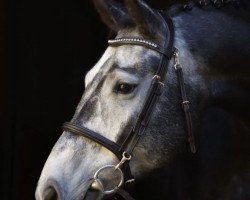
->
[[43, 186, 58, 200]]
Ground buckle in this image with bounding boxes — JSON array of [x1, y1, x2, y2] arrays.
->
[[182, 100, 190, 110], [152, 75, 161, 81], [152, 75, 165, 87], [173, 48, 182, 70]]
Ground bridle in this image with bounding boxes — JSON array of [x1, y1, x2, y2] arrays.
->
[[62, 11, 196, 200]]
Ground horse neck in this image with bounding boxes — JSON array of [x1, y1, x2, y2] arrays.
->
[[172, 6, 250, 121]]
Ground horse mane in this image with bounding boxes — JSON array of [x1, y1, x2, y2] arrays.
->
[[166, 0, 249, 17], [93, 0, 249, 35]]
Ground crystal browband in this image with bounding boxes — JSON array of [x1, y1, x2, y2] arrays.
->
[[108, 38, 158, 48], [108, 37, 174, 58]]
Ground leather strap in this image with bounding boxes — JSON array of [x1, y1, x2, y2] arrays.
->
[[108, 38, 168, 57], [117, 12, 175, 156], [116, 188, 136, 200], [62, 122, 124, 159], [174, 49, 196, 153]]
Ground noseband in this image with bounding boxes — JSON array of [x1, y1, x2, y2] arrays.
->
[[62, 11, 195, 200]]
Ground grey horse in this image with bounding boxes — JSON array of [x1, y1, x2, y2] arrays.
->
[[36, 0, 250, 199]]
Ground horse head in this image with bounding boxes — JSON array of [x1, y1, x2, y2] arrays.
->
[[36, 0, 206, 199]]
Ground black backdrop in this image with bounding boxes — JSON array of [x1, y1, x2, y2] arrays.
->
[[1, 0, 107, 199], [0, 0, 176, 199]]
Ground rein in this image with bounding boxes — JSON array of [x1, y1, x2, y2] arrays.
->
[[62, 11, 195, 200]]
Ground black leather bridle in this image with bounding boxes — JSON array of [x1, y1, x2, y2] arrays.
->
[[62, 11, 196, 200]]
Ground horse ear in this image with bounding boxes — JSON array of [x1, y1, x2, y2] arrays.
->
[[92, 0, 134, 31], [125, 0, 162, 37]]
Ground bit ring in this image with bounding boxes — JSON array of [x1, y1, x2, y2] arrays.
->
[[92, 165, 124, 195]]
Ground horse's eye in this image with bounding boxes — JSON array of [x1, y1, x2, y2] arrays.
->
[[115, 83, 136, 94]]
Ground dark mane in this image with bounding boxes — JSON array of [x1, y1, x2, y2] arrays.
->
[[166, 0, 249, 17]]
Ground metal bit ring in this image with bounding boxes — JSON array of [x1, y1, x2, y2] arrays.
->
[[92, 165, 124, 195]]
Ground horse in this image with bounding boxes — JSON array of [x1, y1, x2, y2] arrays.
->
[[35, 0, 250, 199]]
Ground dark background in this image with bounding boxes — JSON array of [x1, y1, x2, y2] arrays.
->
[[0, 0, 176, 199]]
